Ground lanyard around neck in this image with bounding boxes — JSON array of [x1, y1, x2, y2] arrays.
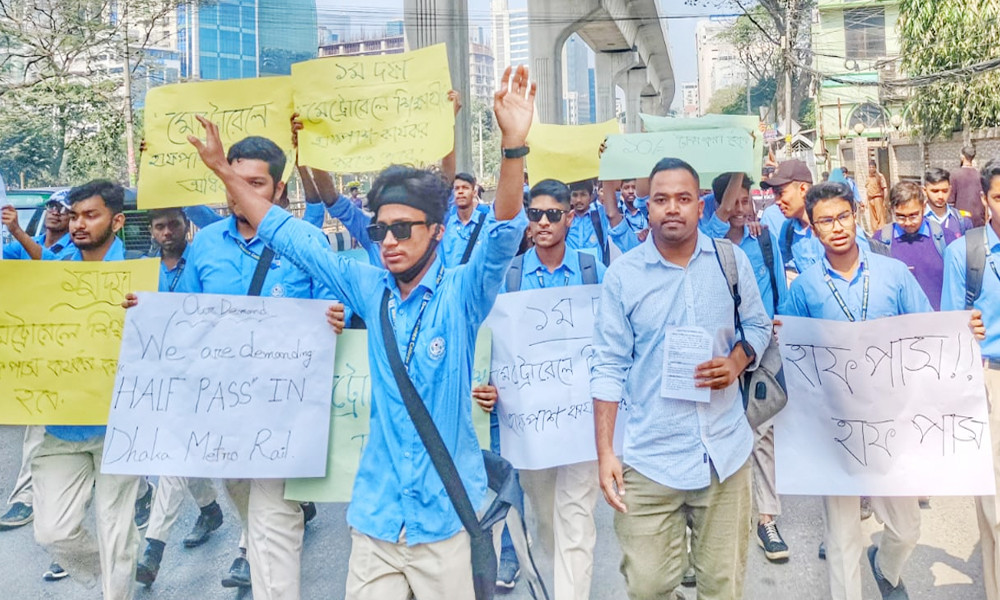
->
[[389, 264, 445, 368], [535, 268, 571, 289], [823, 264, 869, 322], [168, 257, 187, 292]]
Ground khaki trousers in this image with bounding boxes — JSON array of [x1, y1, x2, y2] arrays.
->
[[30, 433, 141, 600], [520, 460, 600, 600], [824, 495, 920, 600], [751, 420, 781, 517], [224, 478, 303, 600], [7, 425, 45, 506], [614, 460, 751, 600], [146, 477, 218, 543], [980, 367, 1000, 600], [345, 528, 475, 600]]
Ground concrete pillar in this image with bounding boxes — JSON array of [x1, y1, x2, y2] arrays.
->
[[594, 50, 637, 123], [404, 0, 473, 174], [622, 67, 647, 133]]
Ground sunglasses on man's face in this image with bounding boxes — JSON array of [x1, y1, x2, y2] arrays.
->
[[526, 207, 568, 223], [366, 220, 430, 242]]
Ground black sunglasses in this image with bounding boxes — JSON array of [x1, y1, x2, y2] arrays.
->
[[366, 220, 431, 242], [526, 207, 568, 223]]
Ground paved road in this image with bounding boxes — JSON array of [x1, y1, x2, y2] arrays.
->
[[0, 425, 986, 599]]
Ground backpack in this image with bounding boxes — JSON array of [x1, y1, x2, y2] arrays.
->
[[589, 209, 609, 267], [780, 219, 891, 263], [504, 251, 598, 292], [713, 239, 788, 429], [756, 226, 779, 316], [965, 226, 988, 309], [878, 222, 946, 257]]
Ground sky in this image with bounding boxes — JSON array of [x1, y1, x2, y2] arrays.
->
[[315, 0, 724, 107]]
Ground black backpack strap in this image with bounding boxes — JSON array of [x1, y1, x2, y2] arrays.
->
[[505, 254, 524, 292], [578, 251, 598, 285], [966, 226, 987, 309], [928, 220, 946, 257], [867, 238, 892, 257], [379, 290, 495, 598], [780, 219, 795, 267], [460, 213, 487, 265], [756, 227, 779, 315], [247, 247, 275, 296], [590, 209, 609, 266]]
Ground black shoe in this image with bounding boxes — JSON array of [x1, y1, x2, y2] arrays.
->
[[0, 502, 33, 530], [818, 541, 826, 560], [134, 481, 156, 530], [300, 502, 317, 525], [221, 556, 251, 588], [183, 501, 224, 548], [868, 545, 909, 599], [681, 566, 696, 587], [42, 563, 69, 581], [136, 539, 165, 587], [756, 521, 790, 561]]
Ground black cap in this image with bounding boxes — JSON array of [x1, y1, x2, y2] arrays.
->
[[760, 160, 813, 189]]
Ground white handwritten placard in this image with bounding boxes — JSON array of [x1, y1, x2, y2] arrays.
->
[[775, 312, 995, 496], [101, 292, 336, 478], [484, 285, 624, 470]]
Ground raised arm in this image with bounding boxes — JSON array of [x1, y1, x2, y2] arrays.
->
[[493, 66, 536, 221]]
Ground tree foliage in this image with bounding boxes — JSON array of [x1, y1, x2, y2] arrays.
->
[[898, 0, 1000, 138]]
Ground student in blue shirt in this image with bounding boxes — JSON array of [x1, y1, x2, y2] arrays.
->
[[923, 167, 973, 241], [784, 181, 983, 600], [187, 65, 534, 599], [28, 180, 144, 600], [592, 157, 772, 600], [941, 158, 1000, 600], [441, 172, 493, 266], [1, 191, 76, 260], [566, 179, 611, 265], [617, 178, 648, 234]]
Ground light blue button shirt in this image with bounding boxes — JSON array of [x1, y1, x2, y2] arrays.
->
[[618, 200, 648, 233], [303, 199, 383, 266], [782, 243, 932, 320], [701, 214, 786, 318], [500, 246, 606, 292], [567, 203, 611, 264], [5, 232, 75, 261], [156, 246, 191, 293], [778, 218, 874, 274], [942, 226, 1000, 358], [256, 204, 528, 545], [441, 204, 494, 267], [590, 233, 772, 490], [46, 237, 126, 442]]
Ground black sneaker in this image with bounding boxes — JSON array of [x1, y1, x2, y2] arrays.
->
[[135, 540, 165, 587], [681, 566, 696, 587], [0, 502, 33, 530], [301, 502, 317, 525], [868, 545, 909, 599], [183, 501, 224, 548], [134, 480, 156, 530], [221, 556, 252, 588], [495, 560, 519, 590], [42, 563, 69, 581], [756, 521, 790, 561]]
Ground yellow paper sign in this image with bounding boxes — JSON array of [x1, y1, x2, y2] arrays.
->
[[0, 259, 160, 425], [292, 44, 455, 174], [138, 77, 296, 209], [525, 119, 621, 186]]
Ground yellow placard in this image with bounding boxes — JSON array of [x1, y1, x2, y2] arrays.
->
[[292, 44, 455, 174], [0, 259, 160, 425], [138, 77, 296, 209], [525, 119, 621, 186]]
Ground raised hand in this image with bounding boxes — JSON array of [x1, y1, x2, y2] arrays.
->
[[187, 115, 229, 174], [493, 65, 536, 148], [447, 89, 463, 116]]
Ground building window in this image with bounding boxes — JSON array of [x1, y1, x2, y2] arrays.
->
[[848, 102, 886, 129], [844, 7, 886, 60]]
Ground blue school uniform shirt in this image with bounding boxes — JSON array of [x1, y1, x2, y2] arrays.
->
[[4, 232, 75, 261], [156, 246, 192, 293], [942, 226, 1000, 359], [566, 203, 611, 264], [701, 214, 787, 318], [46, 237, 126, 442], [499, 246, 607, 292], [441, 203, 494, 267], [782, 242, 932, 320], [303, 199, 383, 267], [255, 203, 528, 545]]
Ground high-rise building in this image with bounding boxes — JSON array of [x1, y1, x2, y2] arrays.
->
[[695, 19, 747, 115], [490, 0, 510, 88], [319, 14, 351, 44], [563, 34, 593, 125], [682, 82, 700, 117], [469, 41, 496, 104], [259, 0, 317, 75], [508, 10, 530, 71]]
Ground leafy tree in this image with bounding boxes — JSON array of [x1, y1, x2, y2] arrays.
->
[[898, 0, 1000, 138]]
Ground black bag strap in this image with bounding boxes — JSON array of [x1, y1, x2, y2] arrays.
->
[[247, 247, 275, 296], [867, 237, 892, 257], [779, 219, 795, 267], [756, 226, 779, 316], [589, 209, 609, 266], [460, 212, 487, 265], [578, 251, 598, 284], [505, 254, 525, 292], [966, 226, 988, 309], [378, 290, 482, 538]]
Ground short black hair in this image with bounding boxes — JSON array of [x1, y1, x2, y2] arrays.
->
[[711, 172, 753, 206], [622, 178, 636, 184], [981, 159, 1000, 195], [68, 179, 125, 214], [649, 157, 700, 188], [368, 164, 450, 225], [529, 179, 570, 207], [148, 207, 189, 224], [568, 179, 594, 194], [804, 181, 855, 222], [227, 136, 285, 187], [925, 168, 950, 185], [454, 172, 476, 186], [888, 181, 925, 210], [840, 167, 849, 175]]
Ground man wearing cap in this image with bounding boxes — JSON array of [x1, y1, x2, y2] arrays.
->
[[187, 64, 534, 600], [1, 191, 77, 261]]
